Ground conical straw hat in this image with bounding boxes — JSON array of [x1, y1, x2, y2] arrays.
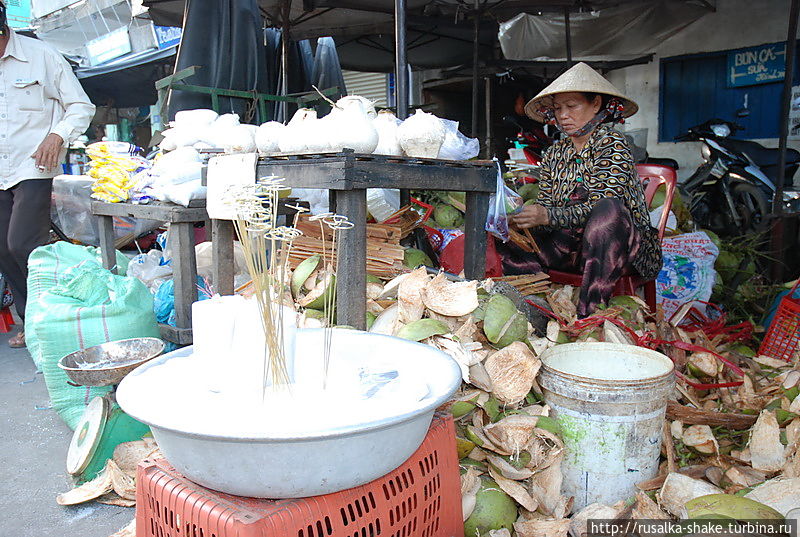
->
[[524, 62, 638, 122]]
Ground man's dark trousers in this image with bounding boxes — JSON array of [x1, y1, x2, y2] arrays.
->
[[0, 179, 53, 320]]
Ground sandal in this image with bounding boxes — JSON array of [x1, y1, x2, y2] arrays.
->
[[8, 331, 25, 348]]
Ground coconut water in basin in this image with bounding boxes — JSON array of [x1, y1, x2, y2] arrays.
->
[[116, 296, 462, 498], [537, 342, 675, 510]]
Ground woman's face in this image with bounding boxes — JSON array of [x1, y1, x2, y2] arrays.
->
[[552, 92, 602, 135]]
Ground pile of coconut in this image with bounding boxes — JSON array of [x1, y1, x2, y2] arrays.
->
[[289, 260, 800, 536], [159, 97, 471, 161]]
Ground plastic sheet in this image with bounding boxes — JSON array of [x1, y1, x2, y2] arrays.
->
[[438, 119, 480, 161], [51, 175, 162, 247]]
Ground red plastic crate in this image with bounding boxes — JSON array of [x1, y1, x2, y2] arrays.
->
[[759, 280, 800, 362], [0, 306, 14, 333], [136, 413, 463, 537]]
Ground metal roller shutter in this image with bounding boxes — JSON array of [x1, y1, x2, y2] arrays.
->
[[342, 70, 388, 108]]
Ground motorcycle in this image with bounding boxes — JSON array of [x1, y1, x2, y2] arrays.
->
[[676, 119, 800, 236]]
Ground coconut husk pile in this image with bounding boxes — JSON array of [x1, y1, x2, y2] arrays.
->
[[56, 438, 162, 509], [287, 260, 800, 535]]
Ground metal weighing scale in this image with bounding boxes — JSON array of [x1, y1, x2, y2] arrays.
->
[[58, 338, 165, 482]]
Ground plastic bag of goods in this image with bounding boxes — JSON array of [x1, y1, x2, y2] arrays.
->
[[25, 244, 158, 429], [656, 231, 719, 319], [86, 142, 151, 203], [127, 250, 173, 293], [485, 164, 523, 242], [438, 119, 480, 161]]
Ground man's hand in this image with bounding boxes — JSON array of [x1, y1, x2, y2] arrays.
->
[[510, 203, 549, 229], [31, 133, 64, 171]]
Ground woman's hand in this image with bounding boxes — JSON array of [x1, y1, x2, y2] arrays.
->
[[510, 204, 549, 229]]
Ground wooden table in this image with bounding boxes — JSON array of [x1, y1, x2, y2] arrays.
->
[[92, 199, 309, 345], [92, 200, 208, 345], [256, 151, 496, 330]]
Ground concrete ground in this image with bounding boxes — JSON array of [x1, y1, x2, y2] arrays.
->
[[0, 319, 134, 537]]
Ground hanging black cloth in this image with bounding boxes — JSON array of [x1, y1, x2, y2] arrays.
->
[[169, 0, 269, 123]]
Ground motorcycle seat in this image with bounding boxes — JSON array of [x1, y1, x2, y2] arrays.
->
[[723, 138, 800, 168]]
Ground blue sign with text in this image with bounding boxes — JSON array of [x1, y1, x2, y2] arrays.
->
[[727, 42, 786, 87], [154, 26, 182, 49], [6, 0, 31, 28]]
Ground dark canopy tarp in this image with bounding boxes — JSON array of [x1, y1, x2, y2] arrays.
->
[[75, 45, 177, 108]]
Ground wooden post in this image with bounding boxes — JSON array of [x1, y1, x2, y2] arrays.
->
[[98, 215, 117, 274], [334, 189, 367, 330], [171, 222, 198, 329], [212, 219, 235, 295], [464, 191, 490, 280]]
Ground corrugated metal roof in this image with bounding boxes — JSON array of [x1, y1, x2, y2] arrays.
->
[[342, 70, 388, 108]]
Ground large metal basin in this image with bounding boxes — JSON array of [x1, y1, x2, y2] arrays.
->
[[116, 328, 461, 498], [58, 337, 165, 387]]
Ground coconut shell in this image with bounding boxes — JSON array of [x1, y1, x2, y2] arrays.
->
[[97, 493, 136, 508], [486, 453, 534, 480], [483, 295, 529, 348], [748, 410, 786, 472], [56, 464, 114, 505], [366, 282, 384, 300], [484, 415, 540, 455], [109, 459, 137, 500], [721, 465, 766, 489], [528, 451, 566, 517], [686, 493, 784, 520], [484, 342, 541, 404], [682, 424, 719, 455], [454, 316, 480, 343], [113, 439, 161, 477], [656, 472, 722, 517], [488, 530, 512, 537], [421, 273, 479, 316], [109, 519, 136, 537], [397, 267, 429, 323], [369, 303, 400, 335], [569, 503, 620, 537], [396, 318, 449, 341], [469, 362, 494, 392], [489, 467, 539, 512], [434, 336, 480, 382], [291, 255, 321, 298], [744, 477, 800, 516], [514, 518, 571, 537], [632, 491, 669, 520], [461, 467, 483, 521]]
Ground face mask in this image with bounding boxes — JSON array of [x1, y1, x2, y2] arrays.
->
[[538, 98, 626, 138]]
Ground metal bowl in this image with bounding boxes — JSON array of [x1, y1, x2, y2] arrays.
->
[[58, 338, 166, 387]]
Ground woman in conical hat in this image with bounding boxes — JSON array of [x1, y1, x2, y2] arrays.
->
[[499, 62, 661, 317]]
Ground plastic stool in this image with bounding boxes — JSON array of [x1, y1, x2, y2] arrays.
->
[[0, 307, 14, 333]]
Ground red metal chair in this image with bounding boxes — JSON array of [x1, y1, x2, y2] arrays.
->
[[546, 163, 678, 313]]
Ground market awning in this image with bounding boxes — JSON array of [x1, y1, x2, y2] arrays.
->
[[75, 44, 178, 108]]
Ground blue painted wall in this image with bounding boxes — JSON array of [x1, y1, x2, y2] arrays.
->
[[659, 41, 800, 142]]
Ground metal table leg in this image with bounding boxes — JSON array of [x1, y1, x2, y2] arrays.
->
[[464, 191, 490, 280], [98, 215, 118, 274], [334, 189, 367, 330]]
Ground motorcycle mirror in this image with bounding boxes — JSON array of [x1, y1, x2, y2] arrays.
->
[[736, 108, 750, 118]]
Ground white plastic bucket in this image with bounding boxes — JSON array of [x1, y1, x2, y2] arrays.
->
[[538, 342, 675, 510]]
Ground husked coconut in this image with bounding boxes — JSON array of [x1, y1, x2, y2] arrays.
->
[[484, 342, 541, 404], [421, 273, 479, 316], [397, 109, 446, 158], [748, 410, 786, 472], [255, 121, 285, 154], [373, 110, 403, 155], [569, 503, 620, 537], [656, 472, 722, 517]]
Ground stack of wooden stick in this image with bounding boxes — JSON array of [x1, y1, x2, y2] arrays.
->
[[288, 215, 406, 278], [492, 272, 550, 295]]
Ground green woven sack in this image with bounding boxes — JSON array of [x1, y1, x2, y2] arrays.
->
[[26, 243, 129, 369], [26, 246, 158, 430]]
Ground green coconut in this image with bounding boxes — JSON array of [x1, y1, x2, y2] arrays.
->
[[702, 229, 722, 250], [366, 274, 382, 284], [463, 477, 519, 537], [291, 254, 321, 298], [396, 318, 449, 341], [483, 295, 528, 348], [457, 437, 476, 459], [304, 309, 326, 320], [366, 311, 377, 330], [448, 191, 467, 212], [403, 248, 434, 269], [517, 183, 540, 202], [460, 458, 488, 472], [685, 494, 784, 521], [715, 250, 741, 283], [434, 204, 463, 229], [451, 401, 478, 419]]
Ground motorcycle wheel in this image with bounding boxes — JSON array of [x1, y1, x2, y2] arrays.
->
[[730, 183, 769, 235]]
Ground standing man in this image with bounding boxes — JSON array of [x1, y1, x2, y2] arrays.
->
[[0, 1, 95, 347]]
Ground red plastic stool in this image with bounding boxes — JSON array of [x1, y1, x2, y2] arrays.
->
[[0, 307, 15, 333]]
